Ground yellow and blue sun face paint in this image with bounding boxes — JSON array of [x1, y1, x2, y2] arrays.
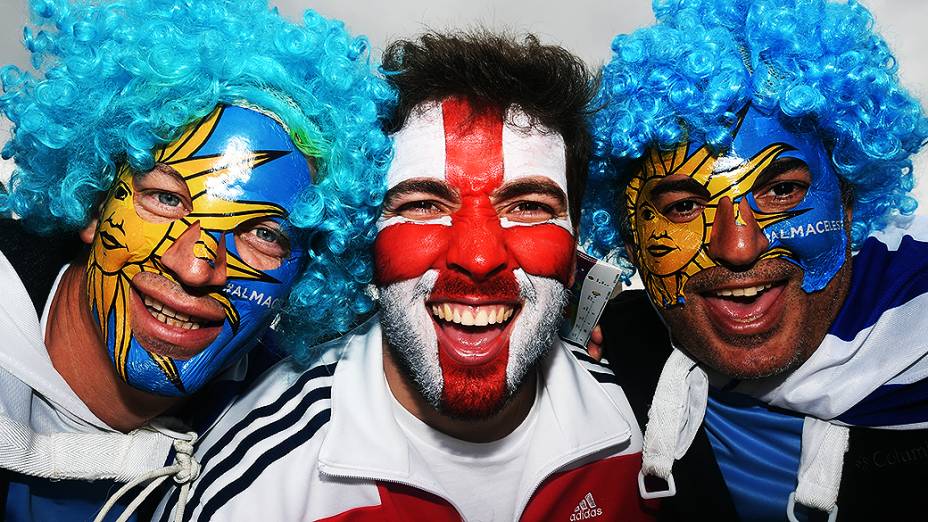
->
[[87, 105, 313, 396], [626, 105, 847, 308]]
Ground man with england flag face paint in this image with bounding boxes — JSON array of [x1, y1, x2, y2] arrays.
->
[[375, 97, 576, 420], [0, 1, 392, 520], [584, 0, 928, 519], [158, 32, 653, 522]]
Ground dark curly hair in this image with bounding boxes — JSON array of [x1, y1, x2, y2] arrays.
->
[[380, 30, 597, 223]]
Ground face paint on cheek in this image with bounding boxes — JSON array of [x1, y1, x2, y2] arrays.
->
[[627, 106, 849, 308], [741, 116, 848, 293], [374, 223, 450, 285], [378, 98, 576, 418], [503, 225, 575, 284], [86, 105, 313, 396]]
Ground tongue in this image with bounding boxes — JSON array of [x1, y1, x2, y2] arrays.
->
[[436, 321, 509, 366], [441, 322, 502, 351], [704, 285, 784, 321]]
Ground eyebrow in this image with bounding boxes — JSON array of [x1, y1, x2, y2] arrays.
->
[[753, 157, 808, 188], [385, 179, 459, 204], [133, 163, 186, 184], [649, 178, 710, 199], [493, 179, 567, 207]]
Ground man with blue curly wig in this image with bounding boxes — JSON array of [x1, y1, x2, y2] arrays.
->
[[584, 0, 928, 519], [0, 0, 391, 520]]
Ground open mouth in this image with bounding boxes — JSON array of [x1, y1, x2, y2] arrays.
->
[[142, 295, 222, 331], [700, 280, 787, 337], [128, 273, 227, 359], [428, 301, 520, 366]]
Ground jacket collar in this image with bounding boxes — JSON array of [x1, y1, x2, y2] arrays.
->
[[318, 318, 631, 494]]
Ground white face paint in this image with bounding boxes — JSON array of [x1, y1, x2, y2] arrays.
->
[[505, 269, 568, 392], [379, 269, 442, 407], [375, 97, 576, 419], [501, 106, 572, 233], [378, 102, 450, 231], [378, 102, 571, 232]]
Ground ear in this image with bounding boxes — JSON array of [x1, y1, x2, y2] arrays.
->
[[79, 218, 98, 245]]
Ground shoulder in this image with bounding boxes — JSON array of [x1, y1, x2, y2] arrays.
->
[[154, 323, 379, 521], [830, 216, 928, 341]]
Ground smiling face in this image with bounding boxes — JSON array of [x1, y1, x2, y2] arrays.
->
[[87, 105, 313, 396], [626, 106, 852, 378], [375, 97, 574, 418]]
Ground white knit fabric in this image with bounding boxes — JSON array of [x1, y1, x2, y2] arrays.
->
[[793, 417, 849, 514], [641, 346, 848, 519], [640, 348, 707, 482], [0, 415, 174, 481]]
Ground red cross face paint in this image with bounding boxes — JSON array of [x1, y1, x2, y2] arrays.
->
[[376, 98, 575, 418]]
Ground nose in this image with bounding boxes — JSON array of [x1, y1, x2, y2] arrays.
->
[[161, 221, 228, 287], [707, 196, 769, 268], [445, 201, 508, 282]]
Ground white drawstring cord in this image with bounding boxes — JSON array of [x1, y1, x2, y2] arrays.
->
[[94, 433, 200, 522], [639, 348, 708, 499], [787, 418, 849, 522]]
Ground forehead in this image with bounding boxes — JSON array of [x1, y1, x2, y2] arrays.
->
[[675, 106, 826, 180], [386, 98, 568, 193], [158, 105, 314, 208]]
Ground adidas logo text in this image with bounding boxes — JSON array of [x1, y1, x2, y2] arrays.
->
[[570, 492, 603, 521]]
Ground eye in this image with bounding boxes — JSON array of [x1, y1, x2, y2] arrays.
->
[[253, 226, 280, 243], [235, 220, 292, 270], [136, 190, 190, 220], [640, 207, 656, 221], [752, 178, 810, 213], [646, 176, 710, 224], [156, 192, 183, 208], [132, 166, 193, 223], [393, 199, 447, 219], [751, 160, 812, 213], [503, 200, 557, 223], [660, 198, 705, 223]]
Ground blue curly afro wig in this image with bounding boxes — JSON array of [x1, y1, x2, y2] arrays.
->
[[0, 0, 394, 350], [583, 0, 928, 280]]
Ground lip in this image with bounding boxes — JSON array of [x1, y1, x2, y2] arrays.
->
[[647, 244, 678, 258], [699, 280, 788, 337], [128, 272, 227, 359], [428, 299, 520, 367]]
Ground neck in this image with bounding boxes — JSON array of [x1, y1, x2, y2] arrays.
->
[[45, 263, 180, 432], [383, 341, 536, 443]]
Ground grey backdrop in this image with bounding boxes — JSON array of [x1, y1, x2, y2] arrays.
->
[[0, 0, 925, 206]]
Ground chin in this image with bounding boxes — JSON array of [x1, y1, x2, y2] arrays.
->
[[690, 331, 812, 380]]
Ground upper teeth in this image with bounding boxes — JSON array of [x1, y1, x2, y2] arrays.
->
[[143, 296, 203, 330], [714, 284, 773, 297], [431, 303, 515, 326]]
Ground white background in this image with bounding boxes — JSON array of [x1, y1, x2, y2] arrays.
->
[[0, 0, 924, 209]]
